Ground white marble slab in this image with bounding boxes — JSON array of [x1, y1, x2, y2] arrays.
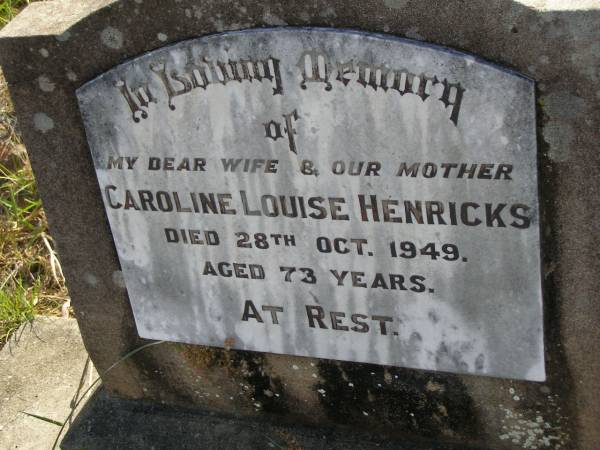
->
[[77, 28, 544, 381]]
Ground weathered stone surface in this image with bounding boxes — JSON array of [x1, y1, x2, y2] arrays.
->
[[77, 28, 543, 381], [0, 1, 599, 449], [62, 388, 485, 450]]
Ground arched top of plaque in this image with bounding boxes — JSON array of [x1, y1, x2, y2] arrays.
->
[[78, 27, 534, 131], [77, 28, 543, 382]]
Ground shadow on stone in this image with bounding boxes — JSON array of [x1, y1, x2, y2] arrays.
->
[[60, 388, 487, 450]]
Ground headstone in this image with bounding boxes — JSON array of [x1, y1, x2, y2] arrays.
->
[[78, 28, 543, 381], [1, 1, 599, 449]]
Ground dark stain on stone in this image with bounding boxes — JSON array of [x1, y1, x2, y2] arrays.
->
[[316, 361, 479, 441], [474, 354, 484, 371], [179, 345, 289, 414], [435, 343, 469, 372], [535, 84, 577, 448], [428, 310, 439, 324]]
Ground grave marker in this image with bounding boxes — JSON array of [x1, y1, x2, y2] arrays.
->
[[1, 1, 599, 448], [78, 28, 544, 381]]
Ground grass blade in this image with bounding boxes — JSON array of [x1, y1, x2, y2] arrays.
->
[[51, 340, 165, 450], [21, 411, 63, 426]]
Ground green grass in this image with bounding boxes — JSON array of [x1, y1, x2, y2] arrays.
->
[[0, 151, 45, 243], [0, 277, 39, 343], [0, 0, 68, 349], [0, 0, 30, 27]]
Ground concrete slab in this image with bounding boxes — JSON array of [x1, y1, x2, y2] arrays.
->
[[0, 317, 97, 450]]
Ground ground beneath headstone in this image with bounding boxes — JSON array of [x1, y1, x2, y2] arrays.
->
[[0, 317, 481, 450], [62, 389, 483, 450]]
